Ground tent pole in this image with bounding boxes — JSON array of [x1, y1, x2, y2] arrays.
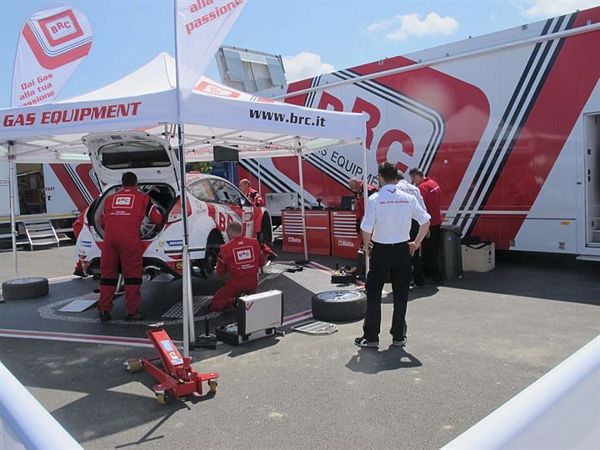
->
[[297, 150, 308, 263], [257, 159, 262, 194], [173, 0, 195, 356], [8, 141, 18, 277], [177, 124, 196, 354], [361, 141, 369, 275]]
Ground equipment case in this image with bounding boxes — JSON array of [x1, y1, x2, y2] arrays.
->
[[216, 290, 283, 345]]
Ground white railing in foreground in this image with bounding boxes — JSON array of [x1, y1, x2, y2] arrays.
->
[[443, 336, 600, 450], [0, 361, 82, 450]]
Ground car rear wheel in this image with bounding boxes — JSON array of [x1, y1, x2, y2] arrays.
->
[[258, 213, 273, 246], [200, 230, 224, 277]]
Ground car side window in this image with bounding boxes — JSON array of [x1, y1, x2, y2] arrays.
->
[[210, 180, 244, 206], [188, 180, 216, 202]]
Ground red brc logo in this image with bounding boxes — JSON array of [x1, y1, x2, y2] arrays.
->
[[38, 10, 83, 47]]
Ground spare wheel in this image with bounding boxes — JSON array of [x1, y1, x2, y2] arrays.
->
[[311, 290, 366, 322], [1, 277, 49, 300]]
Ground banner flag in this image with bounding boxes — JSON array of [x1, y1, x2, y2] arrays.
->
[[175, 0, 246, 103], [11, 4, 93, 107]]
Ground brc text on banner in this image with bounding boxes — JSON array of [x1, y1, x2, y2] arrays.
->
[[11, 5, 93, 107], [175, 0, 246, 103]]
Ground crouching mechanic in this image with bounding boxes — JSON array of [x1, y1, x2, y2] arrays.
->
[[211, 221, 265, 312], [98, 172, 163, 322]]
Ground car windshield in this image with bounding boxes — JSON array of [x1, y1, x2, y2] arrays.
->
[[188, 179, 216, 202], [99, 141, 171, 169]]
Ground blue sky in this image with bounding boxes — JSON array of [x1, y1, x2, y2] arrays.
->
[[0, 0, 597, 107]]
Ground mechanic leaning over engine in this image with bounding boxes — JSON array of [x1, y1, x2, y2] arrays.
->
[[211, 221, 265, 312], [97, 171, 163, 322], [239, 178, 277, 263]]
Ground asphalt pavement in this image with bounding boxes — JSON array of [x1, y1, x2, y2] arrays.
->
[[0, 244, 599, 449]]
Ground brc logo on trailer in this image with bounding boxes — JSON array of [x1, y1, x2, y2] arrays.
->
[[312, 88, 438, 176], [283, 57, 489, 207]]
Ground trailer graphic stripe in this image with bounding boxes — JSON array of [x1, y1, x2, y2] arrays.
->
[[470, 13, 576, 223], [468, 9, 599, 247], [453, 15, 570, 232]]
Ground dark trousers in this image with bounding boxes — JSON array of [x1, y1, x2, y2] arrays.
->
[[363, 241, 411, 341], [423, 224, 442, 282], [410, 220, 425, 286]]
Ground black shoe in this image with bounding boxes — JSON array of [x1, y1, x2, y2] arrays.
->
[[99, 311, 111, 322], [391, 337, 407, 347], [73, 268, 87, 278], [125, 312, 146, 322], [354, 336, 378, 348]]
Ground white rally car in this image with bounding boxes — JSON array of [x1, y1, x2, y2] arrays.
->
[[75, 131, 273, 278]]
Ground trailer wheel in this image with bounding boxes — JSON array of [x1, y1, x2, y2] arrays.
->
[[1, 277, 49, 300], [311, 290, 367, 322]]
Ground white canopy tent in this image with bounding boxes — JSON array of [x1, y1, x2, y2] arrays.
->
[[0, 53, 369, 353]]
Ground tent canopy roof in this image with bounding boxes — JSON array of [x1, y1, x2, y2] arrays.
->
[[0, 53, 366, 163]]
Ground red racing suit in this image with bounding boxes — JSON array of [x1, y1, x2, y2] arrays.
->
[[354, 182, 378, 228], [73, 212, 85, 273], [417, 177, 442, 225], [354, 183, 378, 250], [246, 187, 275, 257], [211, 236, 265, 311], [98, 187, 162, 315]]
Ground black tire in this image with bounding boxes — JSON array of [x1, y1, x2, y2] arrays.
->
[[201, 230, 224, 277], [1, 277, 49, 300], [258, 213, 273, 246], [311, 290, 367, 322]]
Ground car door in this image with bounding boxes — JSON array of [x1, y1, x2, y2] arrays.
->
[[208, 178, 255, 237]]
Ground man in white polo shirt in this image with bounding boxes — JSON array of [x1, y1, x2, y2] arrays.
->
[[355, 162, 430, 348]]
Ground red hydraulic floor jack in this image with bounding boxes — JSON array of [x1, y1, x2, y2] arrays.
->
[[125, 325, 219, 405]]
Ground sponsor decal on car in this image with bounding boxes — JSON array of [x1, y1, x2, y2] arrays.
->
[[167, 240, 184, 247], [81, 240, 92, 247]]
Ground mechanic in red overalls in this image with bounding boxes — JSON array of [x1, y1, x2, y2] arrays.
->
[[348, 178, 378, 234], [97, 172, 163, 322], [211, 221, 265, 312], [72, 211, 86, 277], [409, 167, 443, 284], [239, 178, 277, 263]]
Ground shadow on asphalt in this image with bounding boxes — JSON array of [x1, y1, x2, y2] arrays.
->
[[0, 341, 195, 444], [345, 347, 422, 374], [446, 251, 600, 306]]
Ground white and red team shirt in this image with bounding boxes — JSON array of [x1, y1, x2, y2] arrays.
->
[[361, 183, 430, 244], [396, 179, 426, 211], [216, 236, 265, 280]]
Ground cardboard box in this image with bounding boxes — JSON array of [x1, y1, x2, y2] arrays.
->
[[462, 242, 495, 272]]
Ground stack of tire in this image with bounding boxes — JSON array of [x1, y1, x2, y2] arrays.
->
[[1, 278, 49, 300], [311, 290, 366, 322]]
